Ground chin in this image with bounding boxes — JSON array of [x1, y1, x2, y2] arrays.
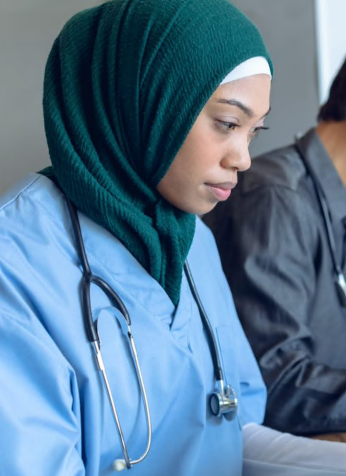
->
[[173, 198, 217, 216], [196, 204, 218, 217]]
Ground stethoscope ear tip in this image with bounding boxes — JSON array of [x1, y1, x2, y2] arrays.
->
[[113, 459, 127, 472]]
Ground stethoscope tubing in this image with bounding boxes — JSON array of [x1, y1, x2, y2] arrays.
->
[[184, 262, 224, 383], [295, 137, 346, 306], [66, 198, 132, 341], [66, 198, 151, 469], [295, 138, 342, 277]]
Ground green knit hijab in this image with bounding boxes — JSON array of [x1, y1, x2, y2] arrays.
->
[[42, 0, 272, 306]]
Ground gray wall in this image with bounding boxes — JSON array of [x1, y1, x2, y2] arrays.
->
[[0, 0, 102, 194], [231, 0, 319, 158], [0, 0, 319, 193]]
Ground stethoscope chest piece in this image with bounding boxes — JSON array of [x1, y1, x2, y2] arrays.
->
[[210, 384, 238, 421]]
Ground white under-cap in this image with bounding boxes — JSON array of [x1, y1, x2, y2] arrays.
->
[[220, 56, 271, 85]]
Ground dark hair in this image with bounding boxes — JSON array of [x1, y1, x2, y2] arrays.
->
[[318, 57, 346, 122]]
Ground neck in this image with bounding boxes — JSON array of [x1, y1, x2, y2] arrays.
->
[[316, 121, 346, 187]]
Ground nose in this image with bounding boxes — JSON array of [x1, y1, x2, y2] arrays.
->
[[220, 141, 251, 172]]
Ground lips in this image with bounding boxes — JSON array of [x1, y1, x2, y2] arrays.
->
[[205, 182, 237, 201]]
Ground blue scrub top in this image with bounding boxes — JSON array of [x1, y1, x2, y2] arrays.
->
[[0, 174, 266, 476]]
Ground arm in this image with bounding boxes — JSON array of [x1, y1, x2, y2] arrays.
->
[[243, 423, 346, 476], [207, 184, 346, 435], [310, 433, 346, 443], [0, 312, 85, 476]]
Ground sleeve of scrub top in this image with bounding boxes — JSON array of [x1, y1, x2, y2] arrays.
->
[[242, 423, 346, 476], [0, 312, 85, 476], [207, 184, 346, 435]]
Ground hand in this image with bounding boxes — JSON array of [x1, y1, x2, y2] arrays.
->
[[309, 433, 346, 443]]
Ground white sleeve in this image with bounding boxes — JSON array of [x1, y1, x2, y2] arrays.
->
[[243, 423, 346, 476]]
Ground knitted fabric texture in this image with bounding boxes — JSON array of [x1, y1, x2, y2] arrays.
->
[[42, 0, 272, 306]]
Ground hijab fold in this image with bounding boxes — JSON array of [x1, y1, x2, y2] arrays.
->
[[42, 0, 272, 305]]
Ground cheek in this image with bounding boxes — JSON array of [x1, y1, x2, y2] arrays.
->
[[180, 131, 202, 157], [156, 156, 188, 201], [181, 130, 220, 171], [170, 140, 200, 179], [182, 116, 215, 153]]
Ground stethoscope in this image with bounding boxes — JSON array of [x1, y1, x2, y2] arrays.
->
[[65, 198, 238, 472], [295, 136, 346, 307]]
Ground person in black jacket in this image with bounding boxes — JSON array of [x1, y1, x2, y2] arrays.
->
[[204, 57, 346, 442]]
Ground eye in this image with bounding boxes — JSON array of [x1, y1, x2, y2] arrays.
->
[[249, 125, 269, 139], [215, 120, 238, 134]]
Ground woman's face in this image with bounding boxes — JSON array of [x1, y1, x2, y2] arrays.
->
[[157, 74, 271, 215]]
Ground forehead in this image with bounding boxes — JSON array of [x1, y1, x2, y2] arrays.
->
[[210, 74, 271, 114]]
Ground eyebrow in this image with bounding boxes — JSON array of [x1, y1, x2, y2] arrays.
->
[[216, 98, 271, 119]]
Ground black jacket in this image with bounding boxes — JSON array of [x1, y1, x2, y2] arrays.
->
[[204, 128, 346, 436]]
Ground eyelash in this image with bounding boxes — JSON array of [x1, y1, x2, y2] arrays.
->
[[215, 121, 269, 137], [250, 126, 269, 138], [215, 121, 238, 133]]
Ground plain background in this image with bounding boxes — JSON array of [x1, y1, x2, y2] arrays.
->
[[0, 0, 346, 194]]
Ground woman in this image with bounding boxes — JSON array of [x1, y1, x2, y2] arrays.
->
[[3, 1, 346, 474], [2, 0, 322, 475]]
